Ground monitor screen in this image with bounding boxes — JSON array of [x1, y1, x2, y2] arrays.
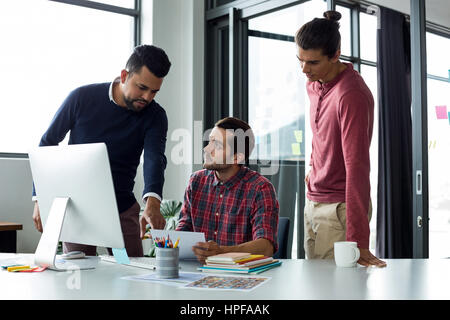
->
[[29, 143, 124, 250]]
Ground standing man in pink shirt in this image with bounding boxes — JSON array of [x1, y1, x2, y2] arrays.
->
[[295, 11, 386, 267]]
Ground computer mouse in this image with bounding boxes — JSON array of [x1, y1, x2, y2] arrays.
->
[[61, 251, 86, 260]]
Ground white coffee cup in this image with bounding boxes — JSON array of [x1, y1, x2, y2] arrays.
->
[[334, 241, 360, 267]]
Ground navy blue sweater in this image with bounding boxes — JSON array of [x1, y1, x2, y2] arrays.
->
[[38, 82, 168, 213]]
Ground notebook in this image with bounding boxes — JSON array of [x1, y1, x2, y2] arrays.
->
[[198, 261, 282, 274], [206, 252, 251, 263]]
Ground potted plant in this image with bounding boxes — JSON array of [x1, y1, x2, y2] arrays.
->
[[142, 199, 182, 257]]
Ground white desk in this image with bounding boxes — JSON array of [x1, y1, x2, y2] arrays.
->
[[2, 253, 450, 300]]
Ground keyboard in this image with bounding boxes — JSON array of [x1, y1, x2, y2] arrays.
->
[[100, 255, 156, 270]]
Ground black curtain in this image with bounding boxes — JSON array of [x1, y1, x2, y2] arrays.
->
[[376, 7, 413, 258]]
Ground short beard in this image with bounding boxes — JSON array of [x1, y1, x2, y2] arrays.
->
[[203, 162, 233, 171], [123, 97, 148, 112]]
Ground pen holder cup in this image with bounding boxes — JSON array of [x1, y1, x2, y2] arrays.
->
[[155, 247, 179, 279]]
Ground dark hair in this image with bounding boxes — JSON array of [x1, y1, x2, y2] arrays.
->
[[295, 10, 342, 59], [215, 117, 255, 164], [125, 44, 171, 78]]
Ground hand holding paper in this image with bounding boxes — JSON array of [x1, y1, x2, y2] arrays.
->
[[192, 240, 222, 264]]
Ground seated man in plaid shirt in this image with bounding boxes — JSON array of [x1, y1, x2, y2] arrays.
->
[[176, 117, 279, 263]]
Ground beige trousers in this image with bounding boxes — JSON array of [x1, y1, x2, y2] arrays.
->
[[304, 199, 372, 259]]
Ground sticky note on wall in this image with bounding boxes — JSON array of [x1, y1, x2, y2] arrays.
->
[[435, 106, 448, 119], [294, 130, 303, 143], [291, 143, 301, 155]]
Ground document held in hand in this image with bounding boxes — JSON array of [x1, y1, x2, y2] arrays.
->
[[150, 230, 205, 260]]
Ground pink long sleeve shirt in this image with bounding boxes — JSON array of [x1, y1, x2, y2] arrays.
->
[[306, 63, 374, 249]]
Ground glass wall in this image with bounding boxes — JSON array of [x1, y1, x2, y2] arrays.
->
[[359, 11, 379, 252], [245, 0, 381, 256], [426, 32, 450, 258], [0, 0, 136, 154], [206, 0, 432, 258], [360, 64, 379, 251], [248, 37, 306, 161], [247, 0, 327, 258], [338, 6, 352, 57], [248, 0, 326, 163], [360, 10, 378, 63]]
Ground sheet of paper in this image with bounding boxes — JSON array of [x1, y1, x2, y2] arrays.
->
[[182, 274, 270, 292], [122, 271, 206, 287], [150, 230, 205, 260], [435, 106, 448, 119]]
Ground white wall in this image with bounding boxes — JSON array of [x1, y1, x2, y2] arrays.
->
[[143, 0, 205, 202]]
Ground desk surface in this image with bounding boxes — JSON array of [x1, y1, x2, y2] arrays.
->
[[2, 253, 450, 300], [0, 222, 23, 231]]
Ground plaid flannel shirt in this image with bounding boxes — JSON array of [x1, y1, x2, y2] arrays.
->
[[176, 166, 279, 252]]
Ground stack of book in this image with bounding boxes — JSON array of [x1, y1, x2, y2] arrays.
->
[[198, 252, 282, 274]]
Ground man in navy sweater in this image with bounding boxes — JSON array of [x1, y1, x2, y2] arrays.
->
[[32, 45, 171, 257]]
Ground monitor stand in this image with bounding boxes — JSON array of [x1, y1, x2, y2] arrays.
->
[[34, 197, 99, 271]]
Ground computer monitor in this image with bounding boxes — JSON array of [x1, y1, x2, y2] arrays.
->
[[28, 143, 125, 270]]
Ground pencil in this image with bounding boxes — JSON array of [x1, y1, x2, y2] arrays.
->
[[174, 237, 180, 248], [7, 265, 30, 272]]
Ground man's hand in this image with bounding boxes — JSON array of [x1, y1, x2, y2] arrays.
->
[[305, 171, 310, 185], [192, 241, 223, 264], [358, 248, 387, 267], [139, 197, 166, 238], [32, 201, 43, 233]]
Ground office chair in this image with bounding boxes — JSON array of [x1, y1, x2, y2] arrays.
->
[[273, 216, 290, 259]]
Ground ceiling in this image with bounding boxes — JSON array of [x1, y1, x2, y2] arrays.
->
[[351, 0, 450, 29]]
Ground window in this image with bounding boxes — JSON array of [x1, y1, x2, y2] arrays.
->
[[0, 0, 138, 154], [337, 5, 351, 57], [360, 64, 379, 251], [360, 11, 378, 62], [245, 1, 381, 256], [206, 0, 384, 258], [249, 0, 326, 36], [427, 32, 450, 79], [426, 32, 450, 259], [248, 38, 307, 161], [248, 0, 326, 162], [246, 0, 327, 259]]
